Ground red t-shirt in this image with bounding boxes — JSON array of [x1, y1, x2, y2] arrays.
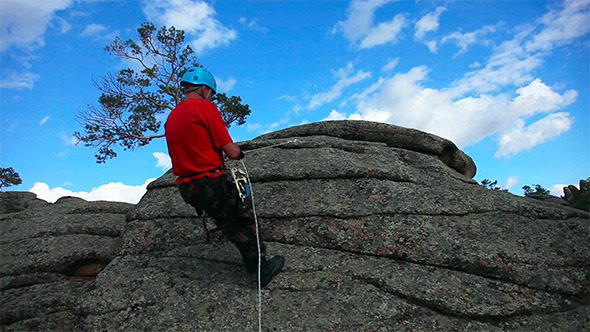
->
[[165, 98, 233, 183]]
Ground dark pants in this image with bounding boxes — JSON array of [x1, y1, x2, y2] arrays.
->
[[177, 171, 266, 272]]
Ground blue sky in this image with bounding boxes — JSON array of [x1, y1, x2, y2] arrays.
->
[[1, 0, 588, 203]]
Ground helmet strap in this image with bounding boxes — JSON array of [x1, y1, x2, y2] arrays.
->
[[183, 85, 211, 101]]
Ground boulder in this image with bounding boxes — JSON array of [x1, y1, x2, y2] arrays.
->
[[1, 120, 588, 331], [0, 195, 133, 328], [564, 178, 590, 211]]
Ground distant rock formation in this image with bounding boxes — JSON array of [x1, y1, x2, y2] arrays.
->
[[564, 178, 590, 211], [1, 120, 588, 331]]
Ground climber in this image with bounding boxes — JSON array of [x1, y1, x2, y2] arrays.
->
[[164, 67, 284, 287]]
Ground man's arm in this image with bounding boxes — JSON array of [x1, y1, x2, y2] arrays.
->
[[222, 142, 244, 159]]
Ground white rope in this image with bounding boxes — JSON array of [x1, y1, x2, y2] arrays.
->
[[237, 139, 299, 332], [239, 159, 263, 332], [244, 139, 299, 154]]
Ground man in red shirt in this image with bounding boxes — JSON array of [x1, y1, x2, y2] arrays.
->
[[165, 67, 284, 287]]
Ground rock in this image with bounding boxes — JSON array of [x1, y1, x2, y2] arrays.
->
[[0, 193, 133, 328], [564, 178, 590, 212], [254, 120, 477, 178], [0, 191, 49, 213], [525, 192, 569, 206], [1, 121, 588, 331]]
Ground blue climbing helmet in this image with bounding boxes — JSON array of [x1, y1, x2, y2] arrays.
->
[[180, 67, 217, 93]]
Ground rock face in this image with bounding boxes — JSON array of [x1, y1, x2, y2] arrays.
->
[[1, 120, 588, 331], [0, 196, 133, 330], [564, 178, 590, 211]]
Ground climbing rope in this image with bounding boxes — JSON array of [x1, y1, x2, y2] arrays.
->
[[244, 139, 299, 154], [238, 159, 263, 332], [235, 139, 300, 332]]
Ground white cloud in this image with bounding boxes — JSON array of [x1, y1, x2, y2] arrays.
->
[[414, 6, 446, 40], [246, 122, 280, 135], [440, 24, 499, 57], [335, 0, 586, 158], [324, 110, 348, 121], [79, 23, 119, 41], [142, 0, 237, 53], [29, 178, 156, 204], [334, 0, 406, 49], [238, 17, 268, 33], [510, 78, 577, 116], [360, 14, 406, 49], [59, 132, 78, 146], [80, 23, 107, 37], [40, 116, 50, 126], [425, 40, 438, 53], [548, 184, 572, 197], [0, 0, 73, 52], [449, 0, 588, 96], [153, 152, 172, 171], [246, 123, 261, 132], [381, 57, 399, 72], [347, 65, 576, 150], [0, 70, 40, 90], [307, 63, 371, 110], [216, 77, 237, 93], [525, 0, 590, 53], [504, 175, 520, 189], [495, 112, 573, 158]]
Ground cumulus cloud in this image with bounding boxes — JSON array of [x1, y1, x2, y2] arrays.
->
[[307, 63, 371, 110], [29, 178, 156, 204], [504, 175, 520, 189], [216, 77, 237, 93], [336, 66, 576, 151], [495, 112, 573, 158], [153, 152, 172, 171], [0, 0, 73, 52], [142, 0, 237, 53], [324, 110, 347, 121], [548, 184, 569, 197], [334, 0, 406, 49], [414, 6, 446, 40], [330, 0, 585, 158]]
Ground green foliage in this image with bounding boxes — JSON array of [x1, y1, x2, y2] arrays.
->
[[522, 184, 550, 196], [213, 93, 250, 128], [0, 167, 22, 190], [480, 179, 507, 191], [74, 22, 251, 163]]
